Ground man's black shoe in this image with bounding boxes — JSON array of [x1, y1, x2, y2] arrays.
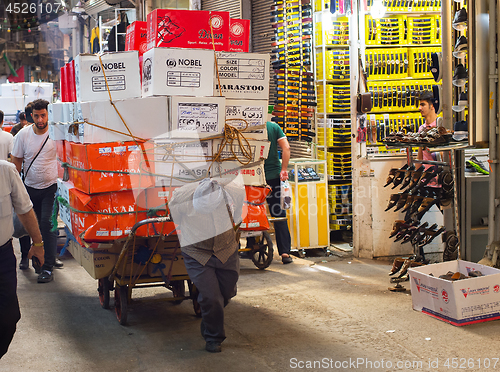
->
[[452, 64, 467, 87], [206, 341, 222, 353], [37, 270, 53, 283], [453, 35, 467, 58], [19, 258, 29, 270], [429, 52, 442, 82], [452, 8, 467, 30], [54, 258, 64, 268]]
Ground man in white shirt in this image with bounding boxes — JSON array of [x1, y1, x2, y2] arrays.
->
[[0, 110, 14, 161], [11, 99, 59, 283], [0, 160, 45, 359]]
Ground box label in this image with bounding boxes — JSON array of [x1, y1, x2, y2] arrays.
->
[[177, 103, 219, 133]]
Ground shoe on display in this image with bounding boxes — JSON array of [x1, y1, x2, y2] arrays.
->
[[466, 156, 490, 175], [452, 8, 467, 31], [432, 85, 442, 114], [453, 35, 468, 58], [37, 270, 53, 283], [429, 52, 442, 83], [452, 64, 468, 87], [452, 91, 468, 112], [19, 258, 29, 270], [452, 120, 468, 142]]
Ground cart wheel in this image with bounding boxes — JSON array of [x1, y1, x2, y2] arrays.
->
[[171, 280, 185, 305], [98, 277, 111, 309], [190, 284, 202, 318], [251, 231, 274, 270], [115, 285, 128, 325]]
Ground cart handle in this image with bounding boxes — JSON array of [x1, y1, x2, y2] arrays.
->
[[108, 216, 173, 283]]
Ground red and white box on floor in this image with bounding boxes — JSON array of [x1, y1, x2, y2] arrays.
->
[[146, 9, 230, 51], [409, 260, 500, 326]]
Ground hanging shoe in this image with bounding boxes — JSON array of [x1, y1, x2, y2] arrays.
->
[[402, 222, 428, 244], [400, 165, 424, 190], [389, 257, 405, 275], [452, 8, 467, 31], [452, 64, 468, 87], [389, 220, 407, 238], [466, 156, 489, 175], [429, 52, 442, 82], [385, 194, 401, 212], [452, 91, 468, 113], [392, 164, 414, 189], [384, 168, 399, 187], [452, 120, 468, 142], [453, 35, 468, 58]]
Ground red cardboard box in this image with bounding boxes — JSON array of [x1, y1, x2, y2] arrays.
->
[[68, 60, 77, 102], [147, 9, 229, 51], [67, 141, 155, 194], [61, 64, 68, 102], [126, 21, 148, 56], [229, 19, 250, 52]]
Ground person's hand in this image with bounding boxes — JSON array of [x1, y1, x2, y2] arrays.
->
[[280, 170, 288, 181], [28, 244, 45, 267]]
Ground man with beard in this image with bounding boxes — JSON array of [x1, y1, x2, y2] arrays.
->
[[11, 99, 59, 283]]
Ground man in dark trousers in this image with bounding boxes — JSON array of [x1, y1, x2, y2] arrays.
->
[[0, 160, 45, 359], [169, 178, 245, 353]]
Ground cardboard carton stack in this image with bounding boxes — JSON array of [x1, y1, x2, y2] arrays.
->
[[50, 9, 268, 278], [0, 82, 53, 119]]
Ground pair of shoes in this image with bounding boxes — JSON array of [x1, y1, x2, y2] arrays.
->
[[54, 258, 64, 268], [37, 270, 53, 283], [282, 255, 293, 264], [32, 257, 42, 274], [466, 156, 489, 175], [19, 258, 29, 270], [206, 341, 222, 353]]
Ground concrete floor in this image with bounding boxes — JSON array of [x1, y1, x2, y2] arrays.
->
[[3, 240, 500, 372]]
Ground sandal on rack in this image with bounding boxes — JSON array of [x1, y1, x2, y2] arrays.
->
[[401, 195, 416, 213], [416, 197, 438, 219], [389, 257, 406, 275], [402, 222, 428, 244], [392, 164, 414, 189], [385, 194, 401, 212], [389, 220, 407, 238], [394, 193, 409, 212], [424, 226, 446, 245], [384, 168, 399, 187], [400, 165, 424, 190]]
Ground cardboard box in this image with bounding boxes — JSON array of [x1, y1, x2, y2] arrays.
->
[[67, 141, 155, 194], [135, 187, 179, 236], [66, 240, 81, 264], [225, 99, 268, 140], [125, 21, 148, 56], [169, 96, 225, 139], [75, 96, 169, 143], [212, 138, 270, 163], [210, 159, 266, 186], [229, 19, 250, 53], [147, 9, 229, 52], [154, 138, 212, 186], [214, 52, 270, 100], [24, 82, 53, 101], [74, 51, 141, 102], [142, 48, 215, 97], [146, 236, 187, 277], [0, 96, 26, 115], [54, 139, 66, 178], [48, 102, 64, 124], [1, 83, 24, 98], [80, 241, 121, 279], [409, 260, 500, 326], [57, 178, 74, 232]]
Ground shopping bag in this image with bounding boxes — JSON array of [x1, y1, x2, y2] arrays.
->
[[280, 180, 292, 210]]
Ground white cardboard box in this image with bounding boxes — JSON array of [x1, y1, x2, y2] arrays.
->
[[142, 48, 215, 97], [214, 52, 270, 100], [75, 51, 141, 102], [210, 159, 266, 186], [169, 96, 225, 139], [154, 138, 211, 187], [77, 96, 169, 143], [225, 99, 268, 140], [1, 83, 24, 98], [0, 96, 26, 115], [24, 82, 53, 101], [212, 138, 270, 163], [57, 178, 74, 233], [48, 102, 64, 124], [408, 260, 500, 326], [48, 123, 66, 141]]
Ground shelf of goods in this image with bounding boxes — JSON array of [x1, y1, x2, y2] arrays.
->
[[314, 0, 352, 233]]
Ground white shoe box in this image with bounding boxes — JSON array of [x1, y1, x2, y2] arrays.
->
[[1, 83, 24, 98], [142, 48, 215, 97], [76, 96, 169, 143], [25, 82, 53, 101], [214, 52, 270, 100], [154, 138, 212, 187], [75, 51, 141, 102], [409, 260, 500, 326], [169, 96, 225, 139], [212, 138, 270, 163], [210, 159, 266, 186], [225, 99, 268, 140], [57, 178, 74, 233], [0, 96, 26, 115]]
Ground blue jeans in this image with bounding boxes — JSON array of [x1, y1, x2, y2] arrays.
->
[[0, 240, 20, 359], [20, 183, 57, 271], [266, 178, 292, 256]]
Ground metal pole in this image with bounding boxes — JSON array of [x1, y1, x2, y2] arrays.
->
[[441, 0, 453, 130]]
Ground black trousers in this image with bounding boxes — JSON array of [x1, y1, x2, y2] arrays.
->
[[182, 251, 239, 343], [266, 177, 292, 256], [0, 239, 21, 359]]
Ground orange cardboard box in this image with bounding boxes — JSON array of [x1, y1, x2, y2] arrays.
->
[[67, 141, 155, 194], [135, 186, 178, 236], [69, 188, 148, 243], [56, 140, 66, 179]]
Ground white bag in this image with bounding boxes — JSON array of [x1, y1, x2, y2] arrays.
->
[[280, 180, 292, 210]]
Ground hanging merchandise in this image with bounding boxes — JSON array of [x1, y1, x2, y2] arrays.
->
[[270, 0, 316, 143]]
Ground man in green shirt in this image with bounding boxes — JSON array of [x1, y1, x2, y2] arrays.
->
[[264, 121, 292, 264]]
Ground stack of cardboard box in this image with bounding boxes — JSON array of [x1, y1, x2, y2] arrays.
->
[[49, 9, 271, 278]]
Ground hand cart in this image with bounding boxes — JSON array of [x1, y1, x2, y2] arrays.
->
[[97, 216, 201, 325]]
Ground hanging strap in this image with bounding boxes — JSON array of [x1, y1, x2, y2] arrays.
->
[[24, 132, 49, 180], [358, 56, 369, 93]]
